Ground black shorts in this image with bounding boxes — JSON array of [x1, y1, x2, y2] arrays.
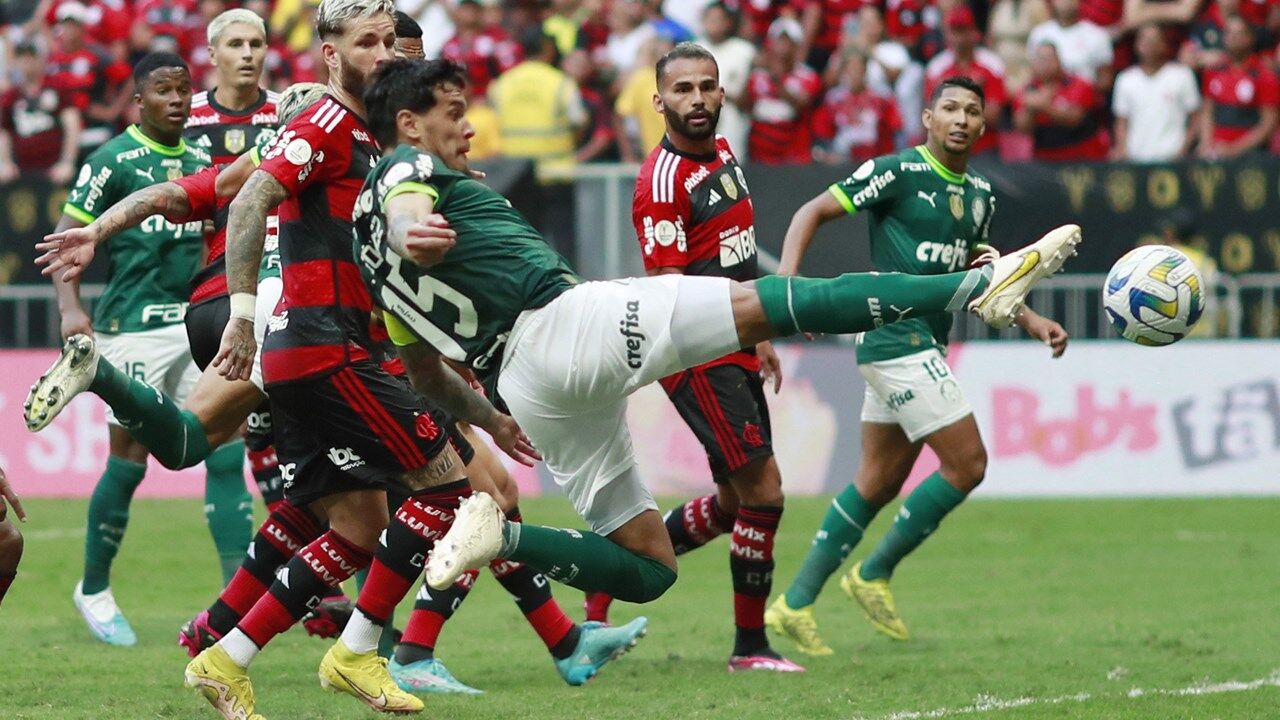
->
[[664, 363, 773, 482], [185, 295, 229, 371], [269, 361, 458, 507]]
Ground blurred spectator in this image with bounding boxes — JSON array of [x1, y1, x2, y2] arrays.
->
[[465, 86, 502, 161], [664, 0, 717, 40], [134, 0, 198, 55], [737, 0, 788, 41], [925, 6, 1006, 155], [270, 0, 318, 55], [614, 36, 671, 161], [0, 42, 81, 184], [812, 49, 901, 163], [885, 0, 930, 57], [847, 6, 924, 146], [1027, 0, 1114, 90], [988, 0, 1050, 92], [186, 0, 230, 87], [443, 0, 522, 98], [743, 17, 820, 164], [1014, 41, 1109, 160], [46, 1, 130, 158], [489, 28, 586, 173], [544, 0, 588, 56], [605, 0, 658, 74], [1200, 15, 1280, 158], [562, 48, 618, 162], [281, 38, 327, 86], [699, 2, 757, 157], [1112, 23, 1200, 161], [399, 0, 455, 58], [37, 0, 132, 58], [912, 0, 962, 65], [796, 0, 869, 71]]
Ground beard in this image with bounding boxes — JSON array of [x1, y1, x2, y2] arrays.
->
[[336, 56, 368, 100], [663, 103, 721, 142]]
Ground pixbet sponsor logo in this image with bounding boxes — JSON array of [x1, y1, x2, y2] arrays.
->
[[991, 386, 1158, 466]]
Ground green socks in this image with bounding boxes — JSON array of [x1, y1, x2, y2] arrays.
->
[[860, 472, 967, 582], [90, 360, 212, 469], [204, 440, 254, 585], [784, 485, 881, 609], [502, 523, 676, 603], [755, 267, 992, 337], [82, 456, 147, 594]]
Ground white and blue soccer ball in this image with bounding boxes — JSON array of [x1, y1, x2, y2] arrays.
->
[[1103, 245, 1205, 347]]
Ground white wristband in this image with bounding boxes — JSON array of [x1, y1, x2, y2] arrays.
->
[[230, 293, 257, 321]]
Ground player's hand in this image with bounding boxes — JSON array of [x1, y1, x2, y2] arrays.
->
[[757, 341, 783, 393], [402, 214, 457, 267], [60, 307, 93, 341], [213, 317, 257, 381], [0, 466, 27, 523], [48, 160, 75, 186], [485, 414, 542, 467], [37, 226, 100, 282], [1026, 315, 1069, 358], [968, 243, 1000, 268]]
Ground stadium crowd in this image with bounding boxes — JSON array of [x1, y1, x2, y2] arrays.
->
[[0, 0, 1277, 180]]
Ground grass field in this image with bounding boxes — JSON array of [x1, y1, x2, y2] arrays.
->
[[3, 495, 1279, 719]]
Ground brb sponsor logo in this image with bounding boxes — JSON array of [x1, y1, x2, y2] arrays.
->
[[619, 299, 645, 369], [991, 386, 1158, 466], [327, 447, 365, 471]]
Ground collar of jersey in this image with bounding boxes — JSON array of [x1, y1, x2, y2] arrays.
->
[[914, 145, 965, 185], [127, 125, 187, 157]]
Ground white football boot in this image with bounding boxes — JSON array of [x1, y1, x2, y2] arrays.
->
[[969, 224, 1082, 328], [25, 333, 99, 431], [424, 492, 503, 590]]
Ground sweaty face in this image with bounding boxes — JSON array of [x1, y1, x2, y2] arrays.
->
[[657, 57, 723, 142], [328, 13, 397, 99], [139, 67, 194, 135], [420, 84, 474, 173], [924, 86, 983, 154], [211, 23, 267, 90]]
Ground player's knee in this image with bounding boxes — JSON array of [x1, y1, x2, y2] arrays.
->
[[618, 556, 677, 604], [944, 445, 987, 491], [0, 520, 24, 571]]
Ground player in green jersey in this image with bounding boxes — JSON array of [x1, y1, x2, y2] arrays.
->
[[44, 52, 246, 648], [304, 58, 1079, 634], [765, 77, 1071, 655]]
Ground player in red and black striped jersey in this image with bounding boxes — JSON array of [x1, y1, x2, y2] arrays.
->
[[183, 9, 279, 167], [582, 43, 803, 673]]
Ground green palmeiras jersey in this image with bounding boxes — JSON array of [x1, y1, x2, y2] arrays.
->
[[354, 144, 580, 381], [64, 125, 211, 333], [828, 145, 995, 363]]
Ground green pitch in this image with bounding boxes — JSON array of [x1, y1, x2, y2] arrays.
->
[[3, 496, 1278, 719]]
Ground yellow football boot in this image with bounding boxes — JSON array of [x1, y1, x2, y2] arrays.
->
[[319, 639, 424, 714], [841, 561, 909, 641], [184, 645, 264, 720], [764, 595, 834, 656]]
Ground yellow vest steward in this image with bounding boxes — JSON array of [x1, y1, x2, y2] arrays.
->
[[490, 60, 578, 167]]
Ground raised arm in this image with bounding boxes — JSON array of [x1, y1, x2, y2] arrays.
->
[[777, 190, 846, 276], [212, 168, 288, 380], [384, 190, 457, 268], [36, 181, 195, 281]]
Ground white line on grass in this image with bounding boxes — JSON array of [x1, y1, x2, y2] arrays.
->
[[857, 670, 1280, 720], [21, 526, 87, 541]]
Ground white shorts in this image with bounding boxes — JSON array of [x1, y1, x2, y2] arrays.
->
[[97, 324, 199, 427], [250, 276, 283, 391], [498, 275, 741, 534], [858, 348, 972, 442]]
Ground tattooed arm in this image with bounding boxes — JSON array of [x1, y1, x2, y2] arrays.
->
[[212, 169, 288, 381], [36, 182, 194, 282], [397, 339, 541, 466]]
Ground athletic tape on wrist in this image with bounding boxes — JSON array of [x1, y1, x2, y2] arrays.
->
[[230, 293, 257, 321]]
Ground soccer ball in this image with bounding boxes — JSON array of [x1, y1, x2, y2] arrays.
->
[[1103, 245, 1205, 346]]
